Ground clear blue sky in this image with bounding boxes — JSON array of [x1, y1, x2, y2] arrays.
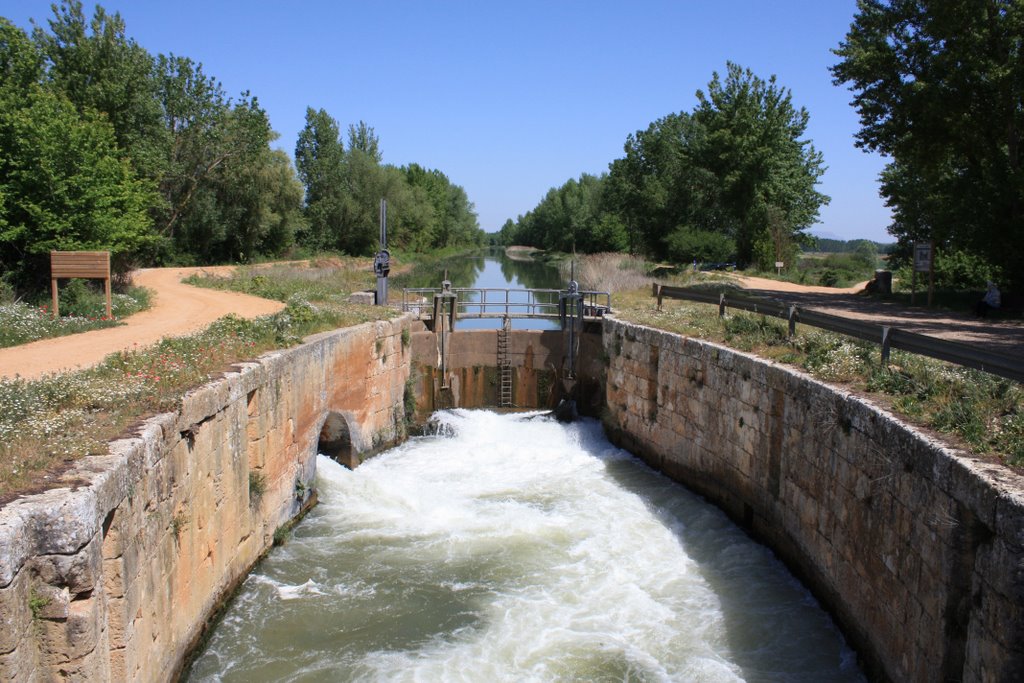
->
[[6, 0, 893, 242]]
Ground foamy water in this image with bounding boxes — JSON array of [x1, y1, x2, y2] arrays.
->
[[187, 410, 863, 682]]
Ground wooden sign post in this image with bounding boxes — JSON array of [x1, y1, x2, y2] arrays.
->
[[50, 251, 112, 319]]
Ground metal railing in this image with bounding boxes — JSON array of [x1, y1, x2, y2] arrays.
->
[[653, 284, 1023, 384], [403, 287, 611, 321]]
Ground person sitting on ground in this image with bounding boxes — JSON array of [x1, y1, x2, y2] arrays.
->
[[975, 281, 1001, 317]]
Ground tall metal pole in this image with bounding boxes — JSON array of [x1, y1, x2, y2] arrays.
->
[[374, 199, 390, 306]]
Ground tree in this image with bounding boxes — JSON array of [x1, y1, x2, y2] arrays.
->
[[691, 63, 828, 263], [506, 174, 627, 254], [831, 0, 1024, 288], [295, 107, 346, 251], [347, 120, 381, 163], [154, 55, 274, 255], [30, 2, 297, 267], [294, 107, 481, 254], [0, 21, 158, 290], [606, 112, 709, 255], [604, 65, 827, 265], [33, 1, 165, 179]]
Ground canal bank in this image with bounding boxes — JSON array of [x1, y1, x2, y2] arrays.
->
[[0, 319, 411, 681], [2, 312, 1023, 681]]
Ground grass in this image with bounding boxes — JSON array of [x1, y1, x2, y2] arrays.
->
[[184, 256, 377, 305], [0, 285, 151, 349], [562, 252, 659, 293], [0, 259, 400, 499]]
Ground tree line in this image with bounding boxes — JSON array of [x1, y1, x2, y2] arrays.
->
[[505, 1, 1022, 291], [294, 109, 482, 256], [499, 63, 829, 271], [0, 1, 481, 295]]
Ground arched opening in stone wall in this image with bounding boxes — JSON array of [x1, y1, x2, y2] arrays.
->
[[318, 412, 358, 469]]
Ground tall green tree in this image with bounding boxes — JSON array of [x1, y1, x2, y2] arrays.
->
[[692, 63, 827, 263], [511, 174, 627, 253], [28, 2, 300, 266], [831, 0, 1024, 287], [295, 108, 481, 254], [403, 163, 482, 249], [606, 112, 713, 256], [295, 107, 346, 251], [33, 1, 165, 179], [0, 19, 157, 289], [347, 120, 381, 163], [603, 65, 827, 265]]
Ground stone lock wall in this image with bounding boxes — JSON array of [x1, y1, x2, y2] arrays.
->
[[0, 318, 411, 682], [602, 318, 1024, 683]]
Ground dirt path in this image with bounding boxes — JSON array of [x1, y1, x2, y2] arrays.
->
[[729, 274, 871, 295], [0, 267, 284, 380], [724, 274, 1024, 357]]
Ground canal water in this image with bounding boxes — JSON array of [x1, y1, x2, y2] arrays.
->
[[394, 248, 564, 330], [187, 410, 864, 682]]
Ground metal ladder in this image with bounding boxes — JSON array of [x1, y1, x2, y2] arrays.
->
[[498, 317, 512, 407]]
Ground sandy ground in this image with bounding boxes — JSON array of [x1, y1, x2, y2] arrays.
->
[[726, 274, 1024, 357], [0, 266, 284, 380]]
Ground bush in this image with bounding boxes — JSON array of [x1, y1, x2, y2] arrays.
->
[[819, 269, 840, 287], [664, 227, 736, 264], [893, 249, 1003, 294], [0, 286, 149, 348], [932, 249, 1002, 290]]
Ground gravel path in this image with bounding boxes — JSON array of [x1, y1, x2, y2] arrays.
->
[[0, 267, 284, 380]]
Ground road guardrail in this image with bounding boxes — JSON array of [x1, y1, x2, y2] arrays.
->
[[653, 284, 1022, 384]]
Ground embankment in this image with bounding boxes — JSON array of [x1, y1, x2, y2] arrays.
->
[[602, 317, 1024, 683], [0, 318, 410, 681]]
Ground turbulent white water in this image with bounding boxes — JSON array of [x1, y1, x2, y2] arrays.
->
[[188, 410, 863, 682]]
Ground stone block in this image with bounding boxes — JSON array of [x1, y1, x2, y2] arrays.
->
[[0, 568, 31, 655]]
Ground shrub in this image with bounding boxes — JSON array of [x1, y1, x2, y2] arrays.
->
[[665, 227, 736, 264], [249, 471, 267, 506]]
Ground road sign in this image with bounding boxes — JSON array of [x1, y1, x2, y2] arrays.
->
[[913, 242, 933, 273]]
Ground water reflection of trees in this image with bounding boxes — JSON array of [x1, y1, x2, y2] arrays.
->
[[394, 251, 563, 291], [499, 256, 563, 290], [394, 254, 486, 289]]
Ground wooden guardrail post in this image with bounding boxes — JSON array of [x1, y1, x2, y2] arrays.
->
[[50, 251, 111, 319], [719, 292, 726, 317], [655, 284, 664, 310], [788, 306, 798, 337], [881, 327, 892, 365]]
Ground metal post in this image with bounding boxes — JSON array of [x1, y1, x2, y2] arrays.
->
[[559, 266, 583, 380], [374, 199, 390, 306]]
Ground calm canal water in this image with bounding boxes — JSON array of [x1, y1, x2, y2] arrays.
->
[[394, 249, 564, 330], [187, 410, 864, 682]]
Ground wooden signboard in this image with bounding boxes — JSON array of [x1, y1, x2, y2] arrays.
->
[[910, 241, 935, 307], [50, 251, 111, 319]]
